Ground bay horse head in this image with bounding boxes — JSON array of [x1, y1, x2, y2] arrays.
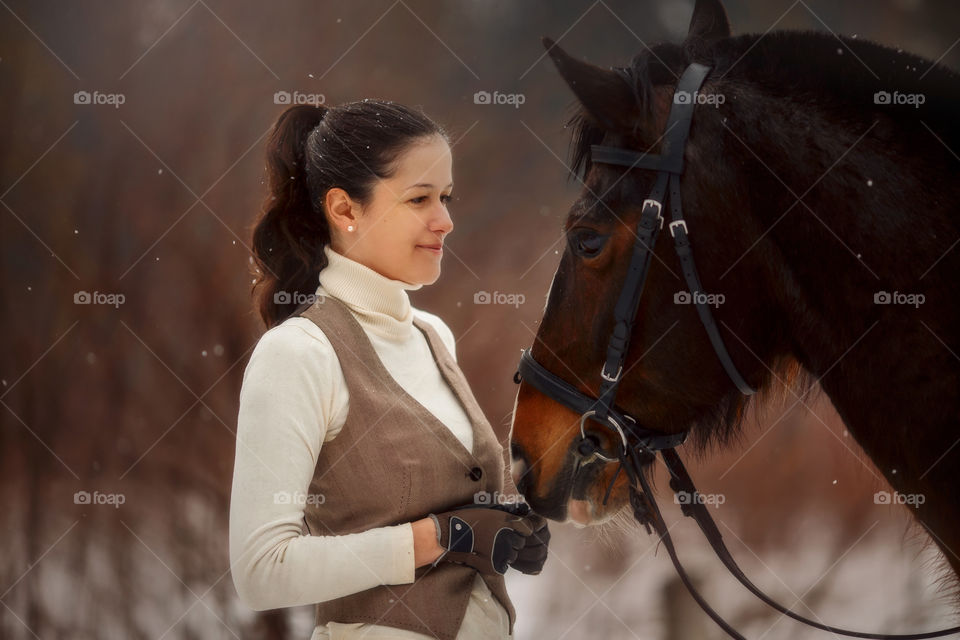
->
[[509, 0, 960, 567], [511, 0, 782, 526]]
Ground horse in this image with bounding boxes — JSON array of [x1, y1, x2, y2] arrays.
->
[[510, 0, 960, 609]]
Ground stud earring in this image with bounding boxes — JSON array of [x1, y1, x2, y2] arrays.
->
[[347, 225, 354, 232]]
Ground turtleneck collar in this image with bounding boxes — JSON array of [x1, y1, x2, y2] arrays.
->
[[316, 245, 424, 341]]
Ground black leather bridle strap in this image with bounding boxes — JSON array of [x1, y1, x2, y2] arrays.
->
[[517, 349, 687, 451], [667, 173, 756, 395], [593, 63, 711, 421], [655, 448, 960, 639], [623, 445, 747, 640], [590, 62, 711, 175], [589, 146, 668, 172], [595, 172, 667, 420], [591, 61, 755, 406]]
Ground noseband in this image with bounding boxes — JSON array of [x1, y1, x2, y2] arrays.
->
[[514, 62, 960, 639]]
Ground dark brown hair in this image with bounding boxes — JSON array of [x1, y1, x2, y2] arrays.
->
[[250, 100, 449, 328]]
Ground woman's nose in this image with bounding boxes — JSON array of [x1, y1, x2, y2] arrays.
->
[[432, 202, 454, 236]]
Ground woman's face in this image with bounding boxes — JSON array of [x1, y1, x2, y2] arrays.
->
[[328, 135, 454, 285]]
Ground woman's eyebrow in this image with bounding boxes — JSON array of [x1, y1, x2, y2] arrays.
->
[[405, 182, 454, 189]]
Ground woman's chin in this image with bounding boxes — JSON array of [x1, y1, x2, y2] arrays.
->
[[407, 264, 441, 286]]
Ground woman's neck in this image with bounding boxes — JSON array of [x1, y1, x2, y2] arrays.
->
[[317, 245, 423, 340]]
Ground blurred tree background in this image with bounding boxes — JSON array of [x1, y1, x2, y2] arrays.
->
[[2, 0, 959, 638]]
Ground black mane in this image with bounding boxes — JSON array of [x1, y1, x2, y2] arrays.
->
[[566, 29, 960, 185]]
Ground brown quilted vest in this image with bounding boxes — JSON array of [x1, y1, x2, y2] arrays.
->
[[296, 295, 519, 639]]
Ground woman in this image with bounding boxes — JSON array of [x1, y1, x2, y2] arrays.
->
[[230, 101, 550, 640]]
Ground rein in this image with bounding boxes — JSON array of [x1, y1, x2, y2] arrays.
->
[[514, 61, 960, 639]]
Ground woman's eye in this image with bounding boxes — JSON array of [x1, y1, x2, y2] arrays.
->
[[409, 195, 453, 205], [571, 230, 608, 258]]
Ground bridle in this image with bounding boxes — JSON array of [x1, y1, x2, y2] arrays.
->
[[513, 62, 960, 639]]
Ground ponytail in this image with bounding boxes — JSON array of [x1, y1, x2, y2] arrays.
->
[[251, 104, 330, 328]]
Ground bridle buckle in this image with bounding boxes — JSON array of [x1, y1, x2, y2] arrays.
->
[[642, 199, 664, 229], [668, 219, 688, 237], [600, 363, 622, 382]]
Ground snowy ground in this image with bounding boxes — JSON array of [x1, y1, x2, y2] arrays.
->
[[502, 516, 958, 640]]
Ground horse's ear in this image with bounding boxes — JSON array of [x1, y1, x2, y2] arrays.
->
[[541, 36, 637, 132], [686, 0, 731, 43]]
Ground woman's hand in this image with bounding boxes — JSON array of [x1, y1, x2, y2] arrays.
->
[[428, 504, 537, 575], [412, 517, 445, 568], [508, 514, 550, 575]]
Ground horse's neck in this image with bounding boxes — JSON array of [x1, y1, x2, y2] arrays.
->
[[749, 115, 960, 573]]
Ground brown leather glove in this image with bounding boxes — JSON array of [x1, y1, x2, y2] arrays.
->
[[508, 514, 550, 575], [429, 504, 537, 575]]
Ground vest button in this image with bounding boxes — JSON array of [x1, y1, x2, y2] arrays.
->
[[468, 467, 483, 481]]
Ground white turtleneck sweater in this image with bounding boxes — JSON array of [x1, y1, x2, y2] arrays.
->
[[230, 246, 510, 638]]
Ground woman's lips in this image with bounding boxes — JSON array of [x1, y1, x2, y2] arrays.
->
[[417, 245, 443, 255]]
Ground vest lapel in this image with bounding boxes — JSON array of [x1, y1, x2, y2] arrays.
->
[[412, 316, 499, 459]]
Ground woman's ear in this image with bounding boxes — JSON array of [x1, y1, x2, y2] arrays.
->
[[324, 187, 360, 232]]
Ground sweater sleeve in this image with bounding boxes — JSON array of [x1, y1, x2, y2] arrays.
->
[[229, 320, 416, 612]]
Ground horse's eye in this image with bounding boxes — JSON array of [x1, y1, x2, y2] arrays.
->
[[570, 229, 609, 258]]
